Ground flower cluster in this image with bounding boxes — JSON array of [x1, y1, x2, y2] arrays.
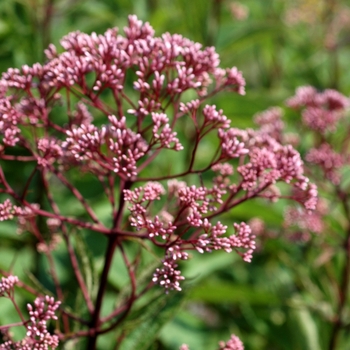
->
[[218, 334, 245, 350], [0, 287, 60, 350], [284, 197, 328, 235], [124, 133, 315, 291], [0, 15, 320, 347], [24, 296, 60, 349], [286, 86, 349, 133], [0, 199, 32, 222], [249, 86, 350, 348], [0, 275, 19, 297], [306, 143, 345, 185], [253, 86, 349, 244], [283, 86, 349, 237]]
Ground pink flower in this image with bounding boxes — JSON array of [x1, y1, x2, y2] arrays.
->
[[286, 86, 349, 133], [219, 334, 244, 350], [0, 275, 19, 297], [0, 15, 317, 299], [306, 143, 345, 184], [152, 259, 185, 292]]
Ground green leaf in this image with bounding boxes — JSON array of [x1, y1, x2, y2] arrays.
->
[[183, 251, 237, 283], [189, 282, 281, 305], [74, 232, 98, 300], [288, 308, 322, 350], [26, 270, 56, 297], [119, 290, 187, 350]]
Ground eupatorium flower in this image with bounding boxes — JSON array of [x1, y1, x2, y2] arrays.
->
[[0, 15, 316, 292], [0, 275, 19, 297], [0, 14, 319, 348], [286, 86, 349, 133], [0, 291, 60, 350]]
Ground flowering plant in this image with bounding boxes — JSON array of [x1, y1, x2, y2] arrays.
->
[[248, 86, 350, 350], [284, 86, 349, 350], [0, 15, 317, 349]]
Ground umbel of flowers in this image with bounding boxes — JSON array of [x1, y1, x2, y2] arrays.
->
[[0, 15, 317, 349]]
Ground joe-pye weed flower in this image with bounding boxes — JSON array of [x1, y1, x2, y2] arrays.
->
[[0, 15, 317, 349]]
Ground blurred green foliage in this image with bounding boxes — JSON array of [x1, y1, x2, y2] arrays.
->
[[1, 0, 350, 349]]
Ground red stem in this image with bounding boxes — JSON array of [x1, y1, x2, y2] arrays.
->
[[86, 180, 132, 349]]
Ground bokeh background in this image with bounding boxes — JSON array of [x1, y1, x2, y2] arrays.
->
[[1, 1, 350, 349]]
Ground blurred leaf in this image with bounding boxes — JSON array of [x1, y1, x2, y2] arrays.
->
[[74, 232, 98, 299], [159, 308, 224, 349], [119, 290, 187, 350], [183, 251, 237, 283], [27, 270, 55, 297], [0, 19, 9, 37], [288, 308, 322, 350], [218, 20, 284, 53], [189, 282, 281, 305], [109, 258, 161, 314]]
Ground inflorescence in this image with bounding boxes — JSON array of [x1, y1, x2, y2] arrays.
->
[[0, 15, 334, 348]]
